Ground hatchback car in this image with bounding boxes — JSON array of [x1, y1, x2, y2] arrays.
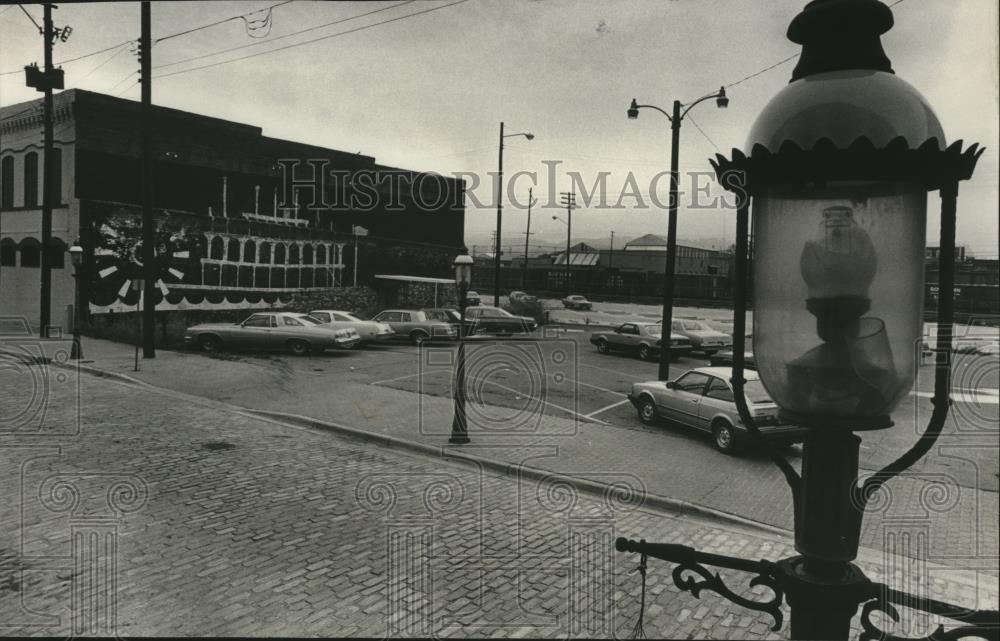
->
[[627, 367, 802, 454]]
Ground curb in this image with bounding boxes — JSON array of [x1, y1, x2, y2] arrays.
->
[[246, 408, 793, 538]]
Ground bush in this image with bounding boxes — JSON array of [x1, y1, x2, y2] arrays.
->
[[285, 286, 380, 319], [85, 307, 276, 349]]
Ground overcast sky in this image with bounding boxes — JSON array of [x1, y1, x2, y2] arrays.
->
[[2, 0, 997, 255]]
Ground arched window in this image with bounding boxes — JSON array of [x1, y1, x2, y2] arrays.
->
[[210, 236, 224, 260], [274, 243, 286, 264], [19, 238, 40, 267], [316, 245, 326, 265], [23, 152, 38, 208], [303, 244, 313, 265], [289, 244, 300, 265], [1, 156, 13, 209], [244, 240, 256, 263], [227, 238, 240, 262], [259, 241, 271, 264]]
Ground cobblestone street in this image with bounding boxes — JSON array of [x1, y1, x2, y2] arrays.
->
[[1, 361, 997, 638]]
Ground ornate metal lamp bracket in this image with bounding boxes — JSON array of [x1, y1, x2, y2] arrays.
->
[[859, 583, 1000, 641], [616, 538, 785, 631]]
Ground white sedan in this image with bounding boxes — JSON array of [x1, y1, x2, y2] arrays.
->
[[310, 309, 395, 344]]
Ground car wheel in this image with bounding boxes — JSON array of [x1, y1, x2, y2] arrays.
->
[[198, 335, 222, 353], [288, 339, 310, 356], [596, 338, 609, 354], [410, 331, 428, 345], [637, 397, 658, 425], [638, 344, 652, 361], [712, 422, 739, 455]]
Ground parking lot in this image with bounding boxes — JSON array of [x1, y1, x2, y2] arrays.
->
[[154, 317, 1000, 493]]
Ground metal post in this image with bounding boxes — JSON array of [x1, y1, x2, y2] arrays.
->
[[523, 187, 532, 289], [353, 233, 359, 287], [39, 3, 54, 336], [449, 281, 470, 444], [140, 1, 155, 358], [657, 100, 682, 381], [494, 122, 503, 306], [608, 230, 614, 284], [70, 261, 82, 359]]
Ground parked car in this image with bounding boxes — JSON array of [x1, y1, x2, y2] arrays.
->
[[422, 308, 462, 334], [184, 312, 361, 355], [465, 291, 481, 306], [309, 309, 395, 344], [709, 349, 757, 369], [464, 306, 538, 335], [670, 318, 732, 355], [509, 291, 538, 304], [589, 322, 692, 361], [562, 294, 592, 311], [627, 366, 803, 454], [371, 309, 457, 344]]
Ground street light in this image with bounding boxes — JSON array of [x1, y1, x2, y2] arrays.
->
[[616, 1, 993, 640], [68, 241, 84, 360], [628, 86, 728, 381], [449, 246, 474, 445], [494, 122, 534, 306]]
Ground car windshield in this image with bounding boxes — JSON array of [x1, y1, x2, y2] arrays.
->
[[297, 315, 323, 325], [339, 313, 362, 322], [682, 321, 709, 331], [744, 379, 772, 404]]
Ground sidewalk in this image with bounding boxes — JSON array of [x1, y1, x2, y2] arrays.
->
[[6, 336, 997, 575]]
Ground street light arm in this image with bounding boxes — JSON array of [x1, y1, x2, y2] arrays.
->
[[632, 103, 673, 121], [503, 132, 534, 140], [679, 88, 726, 121]]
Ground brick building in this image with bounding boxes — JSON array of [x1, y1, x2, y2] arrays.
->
[[0, 89, 465, 325]]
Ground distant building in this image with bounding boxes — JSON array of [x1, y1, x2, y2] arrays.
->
[[624, 233, 667, 251]]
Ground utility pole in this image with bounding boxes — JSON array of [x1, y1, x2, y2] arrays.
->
[[608, 230, 615, 280], [559, 191, 576, 297], [140, 1, 155, 357], [494, 121, 504, 307], [522, 187, 533, 289], [39, 4, 55, 335]]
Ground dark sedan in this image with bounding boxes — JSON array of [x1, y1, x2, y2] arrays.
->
[[589, 322, 693, 361]]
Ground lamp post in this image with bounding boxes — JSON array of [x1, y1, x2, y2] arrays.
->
[[628, 86, 727, 381], [69, 241, 83, 360], [615, 2, 994, 640], [449, 246, 473, 445], [494, 122, 534, 306]]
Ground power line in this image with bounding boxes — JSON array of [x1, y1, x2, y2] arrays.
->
[[154, 0, 294, 44], [685, 112, 720, 152], [1, 0, 295, 76], [154, 1, 414, 70], [154, 0, 471, 81], [75, 43, 130, 83]]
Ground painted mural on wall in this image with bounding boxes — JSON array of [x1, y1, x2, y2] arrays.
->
[[86, 203, 347, 313]]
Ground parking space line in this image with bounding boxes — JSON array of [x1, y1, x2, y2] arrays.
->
[[370, 370, 429, 386], [571, 378, 627, 397], [581, 362, 647, 380], [584, 398, 633, 418]]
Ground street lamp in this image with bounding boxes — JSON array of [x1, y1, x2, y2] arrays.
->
[[69, 241, 84, 360], [628, 86, 728, 381], [449, 246, 474, 445], [494, 122, 534, 306], [616, 1, 994, 640]]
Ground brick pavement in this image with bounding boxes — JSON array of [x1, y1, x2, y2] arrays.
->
[[0, 348, 997, 637]]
